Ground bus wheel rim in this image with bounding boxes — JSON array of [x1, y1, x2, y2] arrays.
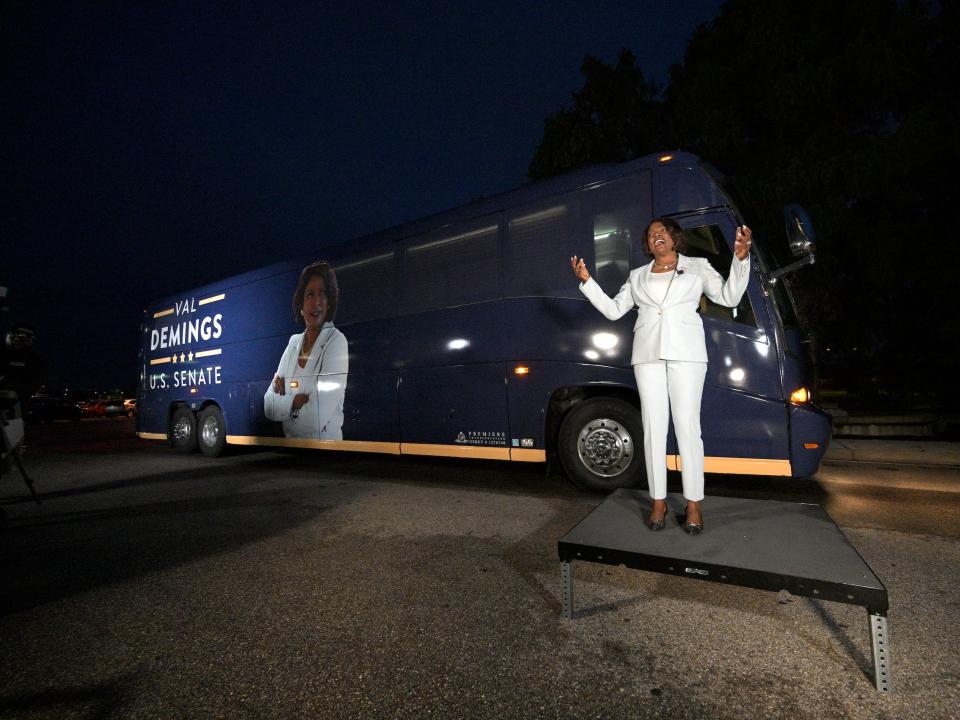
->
[[576, 418, 632, 478], [201, 416, 220, 446], [173, 416, 192, 441]]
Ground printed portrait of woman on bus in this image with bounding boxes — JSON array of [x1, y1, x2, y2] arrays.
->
[[263, 261, 348, 440]]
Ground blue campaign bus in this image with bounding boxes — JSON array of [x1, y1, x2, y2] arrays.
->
[[136, 151, 831, 491]]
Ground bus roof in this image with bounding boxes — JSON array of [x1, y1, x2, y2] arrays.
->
[[324, 150, 702, 257]]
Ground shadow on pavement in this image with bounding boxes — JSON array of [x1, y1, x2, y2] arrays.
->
[[0, 672, 136, 720], [0, 477, 349, 616]]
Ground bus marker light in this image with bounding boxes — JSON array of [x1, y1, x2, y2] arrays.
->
[[659, 154, 674, 163], [790, 387, 811, 403], [290, 380, 300, 389], [804, 442, 819, 449], [514, 365, 530, 376], [189, 387, 198, 395]]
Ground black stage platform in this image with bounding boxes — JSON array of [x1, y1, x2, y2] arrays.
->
[[557, 490, 891, 692]]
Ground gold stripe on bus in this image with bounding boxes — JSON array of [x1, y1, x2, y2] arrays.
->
[[142, 430, 787, 474], [194, 348, 222, 358], [400, 443, 511, 460], [198, 293, 226, 306], [228, 436, 518, 461], [152, 308, 174, 319], [150, 357, 172, 365], [226, 436, 401, 454], [668, 454, 791, 476], [510, 448, 546, 462]]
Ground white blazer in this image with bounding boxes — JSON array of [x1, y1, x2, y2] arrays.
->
[[580, 253, 751, 364], [263, 323, 348, 439]]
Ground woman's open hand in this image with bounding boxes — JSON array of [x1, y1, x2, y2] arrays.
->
[[734, 225, 753, 260], [570, 255, 590, 282], [272, 374, 285, 395]]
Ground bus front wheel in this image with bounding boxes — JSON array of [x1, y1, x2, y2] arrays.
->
[[558, 398, 646, 493], [197, 406, 226, 458], [170, 406, 197, 453]]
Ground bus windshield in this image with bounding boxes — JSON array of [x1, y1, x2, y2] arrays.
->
[[701, 163, 802, 328]]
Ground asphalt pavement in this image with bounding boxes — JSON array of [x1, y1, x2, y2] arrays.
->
[[1, 420, 958, 719]]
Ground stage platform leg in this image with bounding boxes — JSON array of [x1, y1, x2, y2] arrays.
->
[[870, 611, 892, 692]]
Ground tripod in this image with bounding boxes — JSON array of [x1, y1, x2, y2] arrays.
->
[[1, 388, 41, 505]]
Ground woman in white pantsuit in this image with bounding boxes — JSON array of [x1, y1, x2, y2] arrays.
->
[[571, 217, 752, 533]]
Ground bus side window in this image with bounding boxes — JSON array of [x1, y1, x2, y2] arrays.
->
[[333, 250, 398, 324], [592, 215, 631, 293], [401, 219, 500, 314], [505, 202, 578, 298], [684, 224, 757, 327], [587, 175, 651, 294]]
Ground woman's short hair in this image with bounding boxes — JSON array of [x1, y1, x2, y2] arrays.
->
[[642, 217, 687, 256], [292, 261, 339, 324]]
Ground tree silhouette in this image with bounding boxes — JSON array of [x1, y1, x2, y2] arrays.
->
[[528, 50, 664, 180]]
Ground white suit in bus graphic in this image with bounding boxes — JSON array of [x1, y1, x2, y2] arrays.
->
[[263, 324, 348, 440]]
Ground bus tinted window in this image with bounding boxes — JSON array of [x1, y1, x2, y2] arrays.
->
[[656, 165, 726, 213], [506, 202, 577, 298], [402, 220, 500, 313], [334, 250, 397, 324], [593, 215, 631, 293], [588, 176, 651, 294], [684, 224, 757, 327]]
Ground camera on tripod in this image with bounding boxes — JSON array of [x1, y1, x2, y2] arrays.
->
[[1, 386, 25, 475], [0, 284, 40, 503]]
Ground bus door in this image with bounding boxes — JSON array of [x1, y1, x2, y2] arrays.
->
[[673, 211, 790, 469]]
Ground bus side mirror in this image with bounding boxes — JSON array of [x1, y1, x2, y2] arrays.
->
[[762, 204, 818, 289], [784, 203, 816, 257]]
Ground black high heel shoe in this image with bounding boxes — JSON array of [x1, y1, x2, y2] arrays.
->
[[647, 502, 669, 531], [683, 504, 703, 535]]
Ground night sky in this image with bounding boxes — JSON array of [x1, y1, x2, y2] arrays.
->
[[4, 1, 725, 392]]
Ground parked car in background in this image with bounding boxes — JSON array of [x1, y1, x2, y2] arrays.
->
[[123, 398, 137, 417], [24, 395, 82, 423], [103, 399, 127, 418], [82, 400, 110, 418]]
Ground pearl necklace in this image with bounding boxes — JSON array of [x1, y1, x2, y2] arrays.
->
[[654, 260, 677, 270]]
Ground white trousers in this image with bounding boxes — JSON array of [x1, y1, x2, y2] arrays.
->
[[633, 360, 708, 502]]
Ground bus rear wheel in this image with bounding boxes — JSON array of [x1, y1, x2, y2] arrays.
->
[[169, 406, 197, 453], [558, 398, 646, 493], [197, 406, 226, 458]]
